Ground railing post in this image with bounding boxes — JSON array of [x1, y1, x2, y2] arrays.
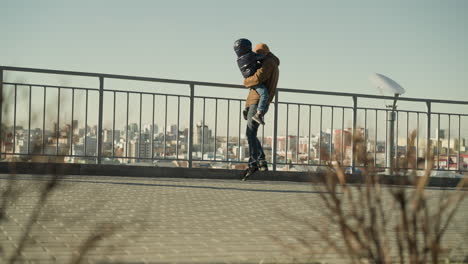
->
[[0, 69, 3, 158], [97, 77, 104, 164], [188, 84, 195, 168], [458, 115, 461, 172], [351, 96, 357, 173], [272, 89, 279, 171], [426, 101, 431, 171], [386, 110, 396, 175]]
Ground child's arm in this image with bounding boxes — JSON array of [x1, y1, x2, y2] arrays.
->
[[243, 59, 275, 88]]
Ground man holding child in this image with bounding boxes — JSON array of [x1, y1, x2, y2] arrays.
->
[[233, 39, 280, 181]]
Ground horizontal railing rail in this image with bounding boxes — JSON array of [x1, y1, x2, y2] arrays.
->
[[1, 66, 467, 174], [2, 66, 468, 105]]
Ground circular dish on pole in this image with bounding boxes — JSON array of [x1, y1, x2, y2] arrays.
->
[[369, 73, 405, 176], [370, 73, 406, 96]]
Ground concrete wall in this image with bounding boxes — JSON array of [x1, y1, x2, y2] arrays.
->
[[0, 162, 464, 188]]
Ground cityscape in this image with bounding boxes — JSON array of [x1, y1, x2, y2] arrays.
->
[[2, 120, 467, 171]]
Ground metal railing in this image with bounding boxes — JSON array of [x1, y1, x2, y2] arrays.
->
[[1, 66, 467, 172]]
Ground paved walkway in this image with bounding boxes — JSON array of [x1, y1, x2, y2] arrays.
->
[[0, 174, 467, 263]]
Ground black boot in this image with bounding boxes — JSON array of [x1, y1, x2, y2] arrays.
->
[[241, 166, 258, 181], [252, 111, 265, 125], [259, 163, 268, 172]]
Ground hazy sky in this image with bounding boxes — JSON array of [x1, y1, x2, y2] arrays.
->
[[1, 0, 467, 137], [2, 0, 468, 96]]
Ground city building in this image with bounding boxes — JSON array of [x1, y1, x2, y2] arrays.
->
[[103, 129, 113, 143], [128, 139, 152, 162], [194, 122, 212, 146], [143, 124, 158, 134]]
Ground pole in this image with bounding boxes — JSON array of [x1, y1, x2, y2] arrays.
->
[[188, 84, 195, 168], [426, 102, 432, 171], [351, 96, 357, 173], [97, 77, 104, 164], [0, 70, 3, 157], [386, 110, 396, 175], [272, 89, 279, 171]]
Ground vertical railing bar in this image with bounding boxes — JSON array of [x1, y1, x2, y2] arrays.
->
[[13, 85, 17, 154], [56, 87, 61, 156], [363, 109, 368, 168], [308, 105, 311, 165], [330, 107, 334, 164], [151, 94, 155, 162], [112, 91, 116, 158], [425, 101, 432, 170], [364, 109, 368, 147], [97, 77, 104, 164], [416, 113, 419, 168], [238, 101, 241, 162], [406, 111, 409, 169], [84, 89, 88, 158], [426, 102, 432, 171], [176, 96, 180, 159], [395, 111, 399, 169], [447, 114, 450, 170], [226, 100, 230, 162], [163, 95, 167, 159], [42, 87, 46, 154], [385, 109, 388, 168], [214, 99, 217, 161], [202, 98, 205, 160], [297, 104, 300, 164], [351, 96, 357, 173], [374, 110, 377, 167], [28, 86, 32, 154], [319, 106, 322, 165], [138, 93, 142, 160], [70, 89, 75, 156], [341, 107, 344, 166], [272, 90, 279, 171], [125, 92, 129, 160], [261, 119, 265, 147], [0, 70, 3, 155], [188, 84, 195, 168], [437, 113, 440, 169], [285, 104, 289, 166], [458, 115, 461, 171]]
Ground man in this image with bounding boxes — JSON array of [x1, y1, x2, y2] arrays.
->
[[242, 43, 280, 181]]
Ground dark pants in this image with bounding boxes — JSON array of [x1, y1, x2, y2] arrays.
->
[[246, 104, 268, 168]]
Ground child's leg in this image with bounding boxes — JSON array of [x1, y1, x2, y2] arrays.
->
[[254, 84, 269, 113]]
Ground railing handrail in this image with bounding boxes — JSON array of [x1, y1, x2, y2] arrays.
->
[[2, 65, 468, 105], [1, 65, 467, 173]]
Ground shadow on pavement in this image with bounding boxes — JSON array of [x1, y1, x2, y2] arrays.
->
[[0, 175, 331, 194]]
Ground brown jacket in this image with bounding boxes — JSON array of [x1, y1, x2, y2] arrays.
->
[[244, 52, 280, 108]]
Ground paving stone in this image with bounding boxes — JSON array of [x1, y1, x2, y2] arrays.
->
[[1, 174, 467, 263]]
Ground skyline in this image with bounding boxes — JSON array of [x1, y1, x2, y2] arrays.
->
[[1, 82, 467, 141], [3, 116, 465, 145], [4, 117, 467, 171]]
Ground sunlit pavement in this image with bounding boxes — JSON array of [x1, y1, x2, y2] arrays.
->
[[1, 174, 467, 263]]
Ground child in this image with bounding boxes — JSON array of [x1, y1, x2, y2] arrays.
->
[[233, 38, 269, 125]]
